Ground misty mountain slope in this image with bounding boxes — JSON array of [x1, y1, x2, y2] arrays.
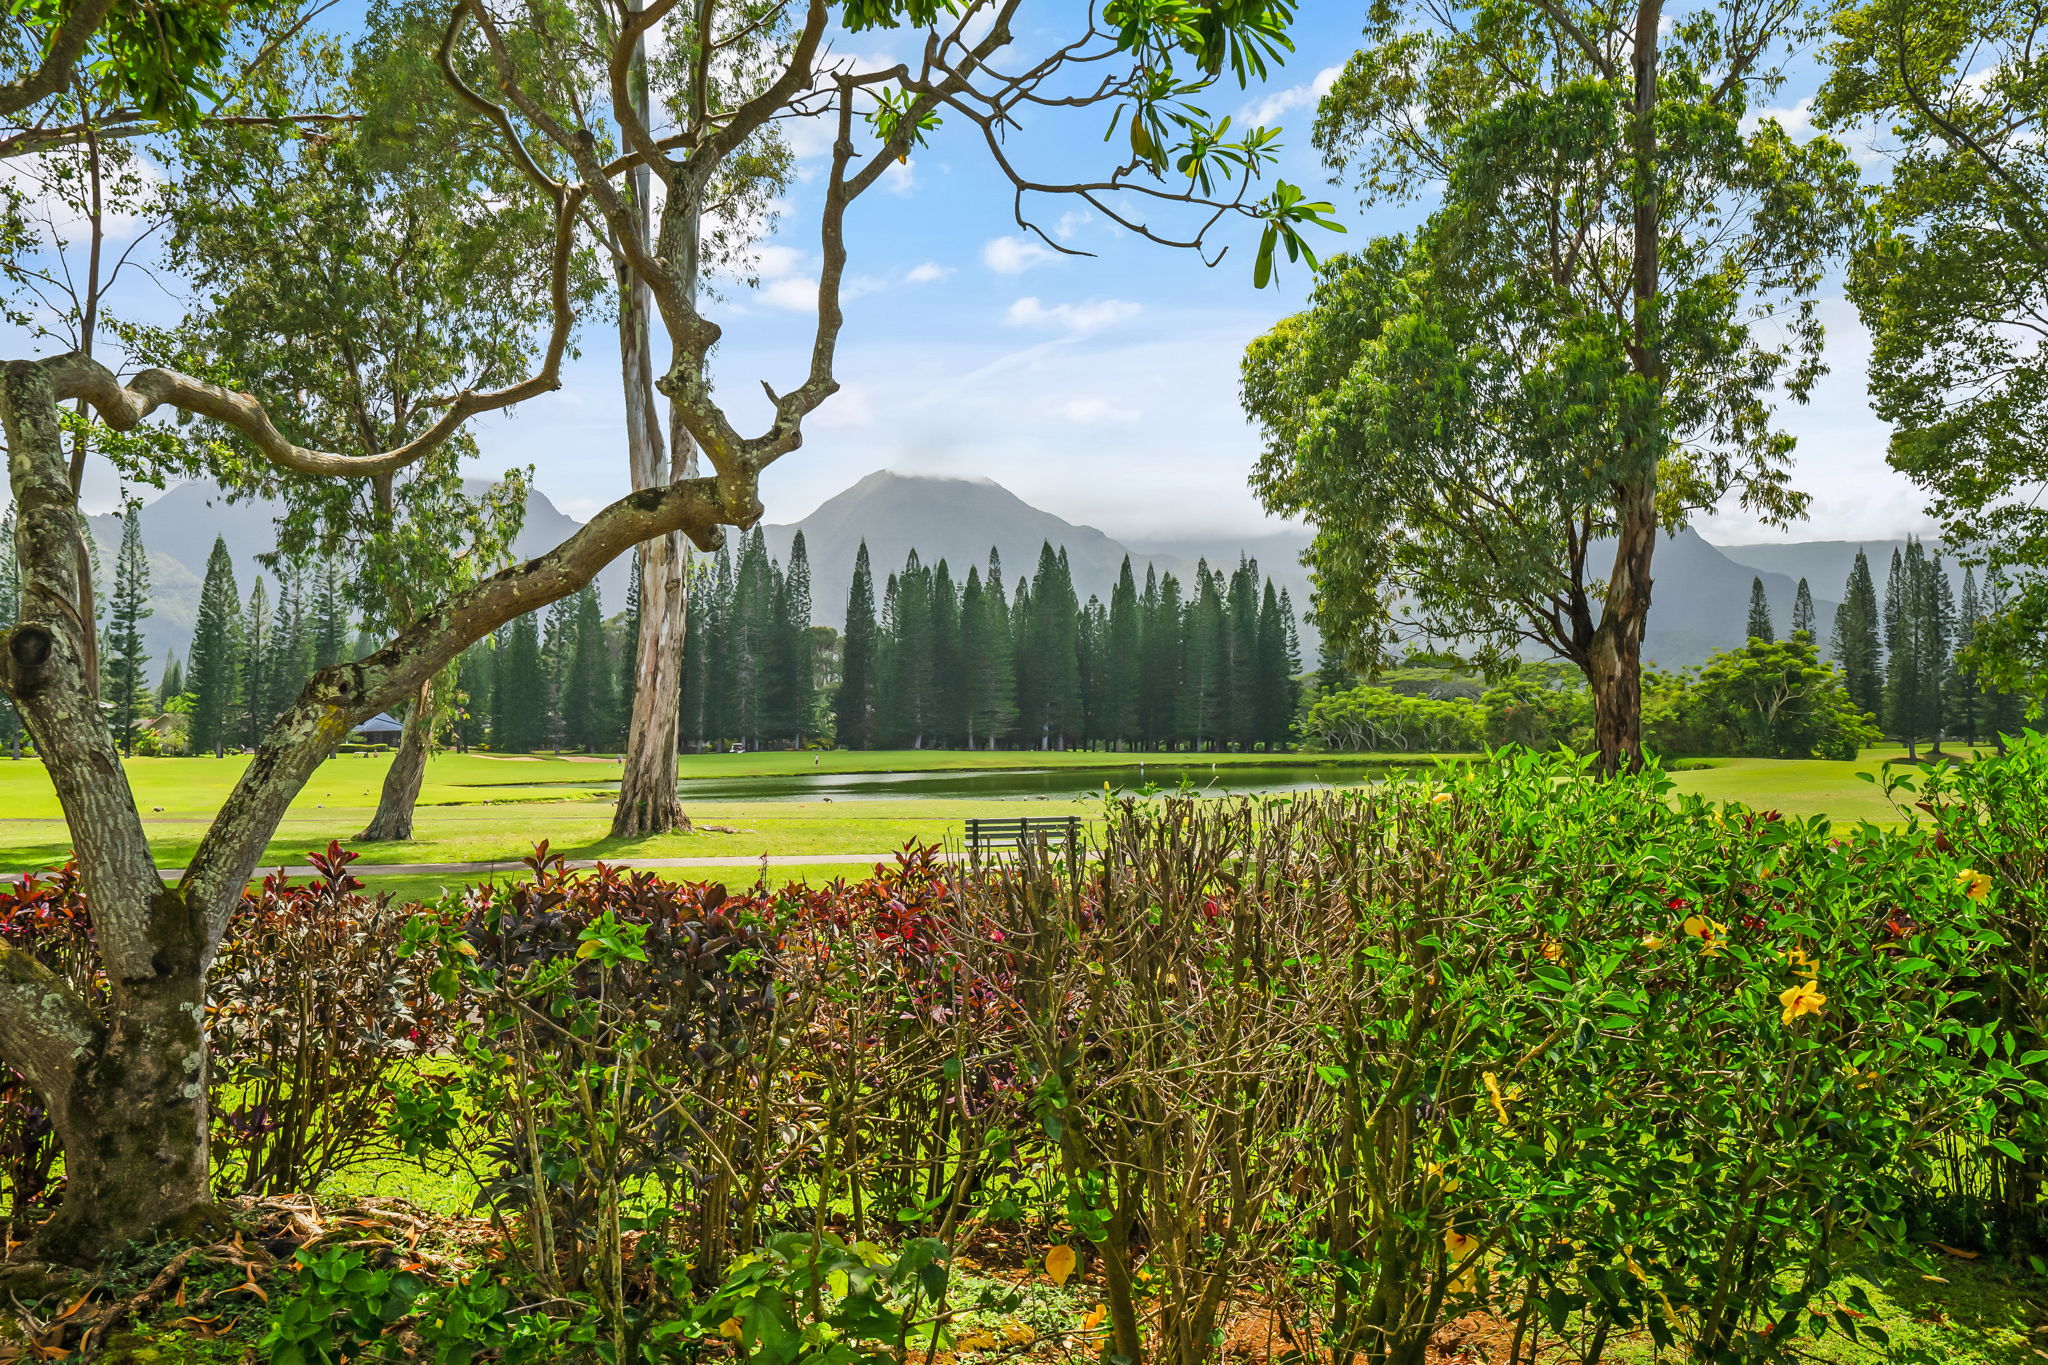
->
[[1598, 528, 1840, 668], [80, 479, 630, 676], [1716, 539, 1972, 602]]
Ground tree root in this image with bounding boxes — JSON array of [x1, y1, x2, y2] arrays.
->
[[0, 1192, 488, 1360]]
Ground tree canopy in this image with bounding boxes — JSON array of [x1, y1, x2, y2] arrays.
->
[[1244, 0, 1860, 772]]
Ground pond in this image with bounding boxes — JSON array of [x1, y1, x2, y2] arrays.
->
[[513, 759, 1433, 803]]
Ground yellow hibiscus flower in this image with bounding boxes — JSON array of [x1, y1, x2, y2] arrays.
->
[[1779, 980, 1826, 1026], [1956, 869, 1992, 901]]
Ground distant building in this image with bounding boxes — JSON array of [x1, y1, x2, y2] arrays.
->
[[352, 713, 404, 747]]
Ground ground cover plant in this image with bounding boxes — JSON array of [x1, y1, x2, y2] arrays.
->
[[3, 741, 2046, 1362]]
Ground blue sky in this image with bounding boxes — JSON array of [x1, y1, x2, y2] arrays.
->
[[19, 3, 1925, 548]]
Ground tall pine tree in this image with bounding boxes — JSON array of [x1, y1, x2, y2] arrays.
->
[[1950, 566, 1983, 746], [561, 585, 615, 751], [1225, 556, 1261, 749], [1791, 578, 1815, 637], [836, 542, 879, 749], [188, 536, 242, 758], [1745, 577, 1775, 642], [1179, 562, 1227, 749], [102, 506, 153, 753], [777, 532, 816, 744], [960, 559, 1016, 749], [494, 613, 547, 752], [1102, 559, 1141, 748], [1831, 549, 1883, 718]]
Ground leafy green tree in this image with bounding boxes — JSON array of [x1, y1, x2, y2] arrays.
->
[[144, 17, 581, 837], [101, 503, 151, 751], [1832, 549, 1884, 717], [0, 0, 337, 162], [187, 534, 242, 757], [1246, 0, 1859, 773], [1687, 637, 1879, 760], [1819, 0, 2048, 697], [1974, 571, 2033, 747], [835, 543, 878, 751], [1746, 578, 1776, 644]]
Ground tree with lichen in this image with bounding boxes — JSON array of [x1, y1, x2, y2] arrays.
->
[[0, 0, 1329, 1270]]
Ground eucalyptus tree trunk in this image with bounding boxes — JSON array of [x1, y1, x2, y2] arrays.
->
[[1585, 0, 1666, 779], [1588, 488, 1655, 776], [358, 676, 432, 841], [611, 13, 695, 838]]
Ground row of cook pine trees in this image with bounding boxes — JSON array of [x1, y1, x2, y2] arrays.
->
[[1, 515, 1300, 757], [472, 531, 1304, 754], [828, 540, 1302, 752], [1745, 537, 2032, 756]]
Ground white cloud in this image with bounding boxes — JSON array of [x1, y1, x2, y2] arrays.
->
[[1240, 64, 1341, 127], [1746, 97, 1817, 140], [982, 234, 1058, 274], [1744, 97, 1889, 164], [1053, 211, 1092, 243], [882, 157, 918, 196], [815, 381, 877, 430], [750, 244, 806, 279], [1055, 397, 1140, 425], [760, 276, 820, 310], [906, 261, 954, 284], [1004, 296, 1142, 334]]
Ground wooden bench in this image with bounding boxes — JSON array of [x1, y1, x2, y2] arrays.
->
[[964, 816, 1082, 858]]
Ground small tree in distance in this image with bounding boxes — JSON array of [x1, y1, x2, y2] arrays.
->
[[1747, 577, 1776, 643]]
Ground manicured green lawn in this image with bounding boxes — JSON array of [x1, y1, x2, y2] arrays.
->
[[0, 744, 1960, 879]]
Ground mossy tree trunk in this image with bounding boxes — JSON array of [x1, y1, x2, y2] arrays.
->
[[0, 348, 732, 1264]]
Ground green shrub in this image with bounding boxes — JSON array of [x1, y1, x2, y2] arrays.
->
[[1301, 682, 1486, 750]]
